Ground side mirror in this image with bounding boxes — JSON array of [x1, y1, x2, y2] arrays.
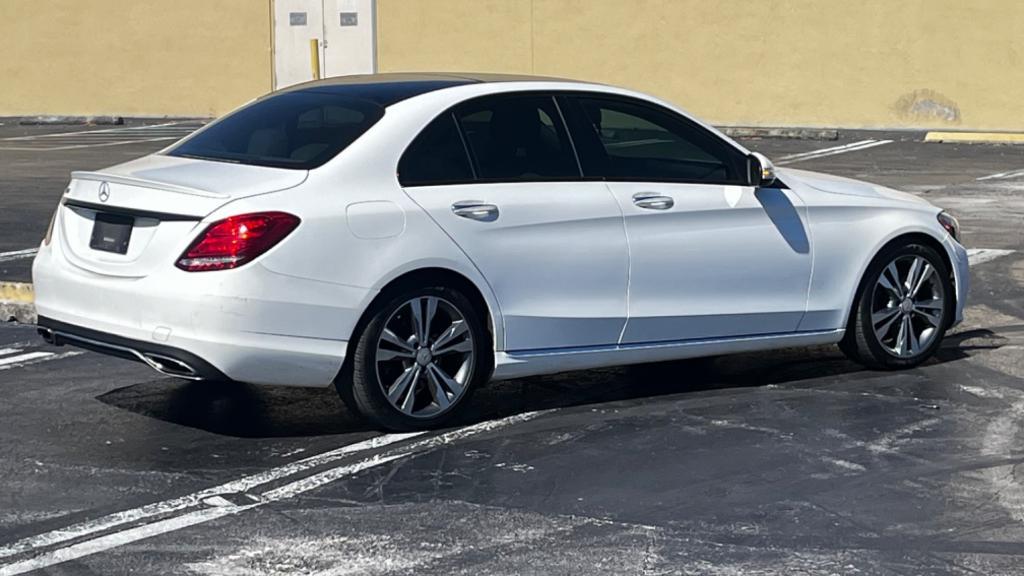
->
[[746, 152, 777, 187]]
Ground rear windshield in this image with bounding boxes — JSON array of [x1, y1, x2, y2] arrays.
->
[[167, 91, 384, 170]]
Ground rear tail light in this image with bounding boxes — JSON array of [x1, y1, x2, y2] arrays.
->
[[176, 212, 300, 272]]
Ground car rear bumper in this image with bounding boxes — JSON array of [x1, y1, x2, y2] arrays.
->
[[32, 243, 365, 387], [38, 316, 230, 381]]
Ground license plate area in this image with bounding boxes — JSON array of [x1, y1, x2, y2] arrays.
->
[[89, 213, 134, 254]]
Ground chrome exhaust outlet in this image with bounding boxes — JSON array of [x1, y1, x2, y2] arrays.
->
[[140, 353, 200, 379], [37, 327, 57, 345], [38, 325, 204, 381]]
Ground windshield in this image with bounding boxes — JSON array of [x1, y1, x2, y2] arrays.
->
[[167, 91, 384, 170]]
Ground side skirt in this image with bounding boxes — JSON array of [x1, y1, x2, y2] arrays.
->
[[492, 329, 845, 380]]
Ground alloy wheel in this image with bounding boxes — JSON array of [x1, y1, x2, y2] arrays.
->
[[870, 255, 946, 358], [375, 296, 475, 418]]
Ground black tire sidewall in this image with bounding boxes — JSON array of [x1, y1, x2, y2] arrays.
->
[[348, 285, 491, 430], [856, 242, 952, 368]]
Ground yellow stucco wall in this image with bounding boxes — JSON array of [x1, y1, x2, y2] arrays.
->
[[2, 1, 1020, 128], [0, 0, 272, 117], [377, 0, 1024, 130]]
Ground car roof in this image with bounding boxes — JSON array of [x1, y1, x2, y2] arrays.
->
[[275, 72, 581, 107], [270, 72, 751, 161]]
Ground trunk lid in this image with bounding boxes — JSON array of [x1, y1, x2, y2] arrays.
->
[[58, 155, 307, 277]]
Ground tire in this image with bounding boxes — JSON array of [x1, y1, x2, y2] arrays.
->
[[840, 241, 953, 370], [339, 284, 492, 431]]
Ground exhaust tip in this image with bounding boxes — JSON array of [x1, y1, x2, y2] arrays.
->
[[37, 327, 57, 345], [141, 353, 198, 378]]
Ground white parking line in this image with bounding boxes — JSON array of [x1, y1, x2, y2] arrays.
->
[[976, 169, 1024, 181], [0, 431, 419, 560], [776, 139, 893, 165], [777, 139, 877, 161], [0, 506, 252, 576], [0, 137, 180, 152], [1, 122, 189, 141], [0, 350, 82, 371], [0, 411, 546, 575], [967, 248, 1016, 266], [0, 352, 52, 366], [0, 122, 203, 151], [0, 249, 38, 263]]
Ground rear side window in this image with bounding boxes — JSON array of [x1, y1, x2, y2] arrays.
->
[[570, 96, 744, 184], [398, 113, 474, 186], [168, 91, 384, 170], [454, 96, 580, 181]]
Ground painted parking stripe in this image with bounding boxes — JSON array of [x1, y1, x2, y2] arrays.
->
[[0, 345, 82, 371], [1, 122, 190, 141], [0, 351, 82, 371], [0, 122, 203, 151], [777, 140, 893, 165], [0, 352, 52, 366], [967, 248, 1016, 266], [977, 169, 1024, 181], [777, 139, 877, 161], [0, 137, 181, 152], [0, 249, 38, 263], [0, 431, 419, 560], [0, 411, 546, 575], [0, 457, 404, 576]]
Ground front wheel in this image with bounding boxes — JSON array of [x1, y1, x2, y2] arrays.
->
[[341, 285, 491, 430], [840, 242, 952, 369]]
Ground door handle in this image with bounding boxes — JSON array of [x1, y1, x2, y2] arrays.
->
[[452, 200, 499, 222], [632, 192, 674, 210]]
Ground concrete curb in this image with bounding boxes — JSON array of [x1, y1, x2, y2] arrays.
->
[[0, 282, 36, 324], [16, 115, 125, 126], [720, 127, 839, 141], [0, 301, 35, 324], [925, 131, 1024, 144]]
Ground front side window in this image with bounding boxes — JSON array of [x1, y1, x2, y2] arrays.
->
[[168, 91, 384, 170], [570, 96, 744, 184], [454, 95, 580, 181]]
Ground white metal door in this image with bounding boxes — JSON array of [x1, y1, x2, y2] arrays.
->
[[405, 182, 630, 352], [610, 182, 813, 343], [273, 0, 325, 89], [273, 0, 375, 90], [322, 0, 376, 78]]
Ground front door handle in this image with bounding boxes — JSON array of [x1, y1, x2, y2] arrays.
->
[[632, 192, 674, 210], [452, 200, 499, 222]]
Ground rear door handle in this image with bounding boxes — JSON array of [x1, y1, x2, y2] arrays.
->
[[632, 192, 674, 210], [452, 200, 499, 222]]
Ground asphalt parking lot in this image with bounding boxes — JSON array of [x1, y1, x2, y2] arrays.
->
[[2, 120, 1024, 575]]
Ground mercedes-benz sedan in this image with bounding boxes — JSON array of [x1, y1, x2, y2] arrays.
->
[[33, 73, 969, 430]]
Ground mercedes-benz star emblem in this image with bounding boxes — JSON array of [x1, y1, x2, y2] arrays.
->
[[98, 182, 110, 203]]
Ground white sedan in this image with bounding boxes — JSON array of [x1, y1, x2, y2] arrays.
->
[[33, 73, 969, 430]]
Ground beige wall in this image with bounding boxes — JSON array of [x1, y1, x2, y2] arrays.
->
[[377, 0, 1024, 130], [3, 1, 1020, 128], [0, 0, 272, 117]]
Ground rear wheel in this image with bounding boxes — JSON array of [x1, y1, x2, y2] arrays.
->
[[341, 285, 491, 430], [840, 242, 952, 369]]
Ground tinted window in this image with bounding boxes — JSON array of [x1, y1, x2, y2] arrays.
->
[[571, 97, 743, 184], [168, 91, 384, 170], [398, 113, 474, 186], [455, 96, 579, 181]]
